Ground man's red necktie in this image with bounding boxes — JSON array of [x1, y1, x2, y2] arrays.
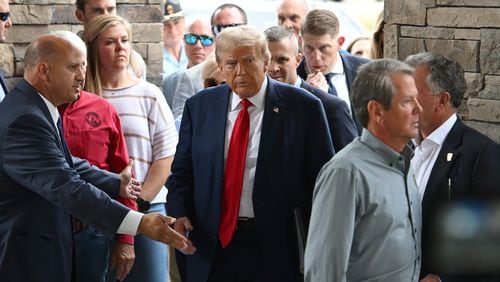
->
[[219, 99, 251, 248]]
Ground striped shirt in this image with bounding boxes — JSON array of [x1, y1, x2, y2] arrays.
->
[[103, 80, 178, 204]]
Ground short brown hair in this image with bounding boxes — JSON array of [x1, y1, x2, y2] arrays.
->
[[300, 9, 340, 38]]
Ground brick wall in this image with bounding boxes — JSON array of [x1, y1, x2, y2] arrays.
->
[[385, 0, 499, 142], [0, 0, 164, 87]]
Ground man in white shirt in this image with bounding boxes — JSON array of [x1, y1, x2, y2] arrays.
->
[[297, 9, 369, 133], [406, 52, 500, 282]]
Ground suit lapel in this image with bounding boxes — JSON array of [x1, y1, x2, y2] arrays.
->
[[255, 79, 284, 181], [19, 79, 74, 166], [423, 120, 464, 202]]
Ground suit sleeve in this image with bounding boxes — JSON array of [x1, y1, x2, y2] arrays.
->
[[305, 98, 335, 185], [2, 114, 129, 239], [166, 100, 195, 219], [326, 99, 357, 152]]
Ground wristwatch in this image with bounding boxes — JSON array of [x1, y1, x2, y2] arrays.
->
[[136, 197, 151, 213]]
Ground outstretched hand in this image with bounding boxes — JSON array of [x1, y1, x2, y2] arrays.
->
[[138, 213, 196, 255], [119, 159, 141, 199]]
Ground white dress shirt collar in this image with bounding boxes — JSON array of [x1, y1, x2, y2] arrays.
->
[[37, 93, 60, 128], [415, 113, 457, 147]]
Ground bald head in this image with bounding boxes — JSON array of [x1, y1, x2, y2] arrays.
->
[[25, 31, 86, 71], [276, 0, 310, 36], [24, 32, 87, 106]]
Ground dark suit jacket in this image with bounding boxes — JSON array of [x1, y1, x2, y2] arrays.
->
[[297, 52, 369, 134], [300, 80, 357, 151], [167, 78, 334, 282], [421, 118, 500, 281], [0, 79, 130, 282]]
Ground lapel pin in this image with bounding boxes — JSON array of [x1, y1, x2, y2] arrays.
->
[[447, 153, 453, 162], [273, 106, 279, 113]]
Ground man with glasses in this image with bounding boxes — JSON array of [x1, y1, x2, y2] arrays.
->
[[0, 0, 12, 102], [163, 18, 214, 108], [171, 3, 247, 128]]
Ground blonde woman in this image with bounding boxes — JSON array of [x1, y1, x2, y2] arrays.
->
[[82, 14, 177, 282]]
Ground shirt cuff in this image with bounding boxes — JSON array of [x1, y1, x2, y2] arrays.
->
[[117, 210, 143, 235]]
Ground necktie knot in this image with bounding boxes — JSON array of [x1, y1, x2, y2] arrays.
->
[[324, 73, 334, 81], [241, 99, 251, 110]]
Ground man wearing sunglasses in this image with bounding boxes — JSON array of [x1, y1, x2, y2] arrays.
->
[[171, 3, 247, 128], [0, 0, 12, 102], [163, 18, 214, 108]]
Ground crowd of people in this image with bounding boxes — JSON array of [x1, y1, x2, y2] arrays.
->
[[0, 0, 499, 282]]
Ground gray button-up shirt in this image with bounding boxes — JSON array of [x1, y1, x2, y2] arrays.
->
[[305, 129, 421, 282]]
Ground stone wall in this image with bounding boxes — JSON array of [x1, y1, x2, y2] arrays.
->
[[385, 0, 500, 142], [0, 0, 164, 87]]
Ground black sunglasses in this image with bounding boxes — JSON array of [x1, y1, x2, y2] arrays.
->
[[211, 23, 244, 36], [184, 33, 214, 47], [0, 12, 10, 22]]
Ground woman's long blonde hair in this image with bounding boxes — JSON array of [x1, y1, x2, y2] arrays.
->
[[81, 14, 142, 96]]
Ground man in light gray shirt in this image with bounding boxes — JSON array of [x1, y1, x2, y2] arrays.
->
[[305, 59, 423, 282]]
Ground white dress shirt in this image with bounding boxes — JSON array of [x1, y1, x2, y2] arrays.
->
[[38, 93, 143, 235], [411, 114, 457, 199], [224, 77, 267, 218], [327, 53, 351, 113]]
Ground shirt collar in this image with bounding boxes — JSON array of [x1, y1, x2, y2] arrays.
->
[[294, 76, 302, 88], [230, 76, 267, 112], [360, 128, 406, 172], [37, 92, 60, 126], [414, 113, 457, 147], [328, 52, 344, 75]]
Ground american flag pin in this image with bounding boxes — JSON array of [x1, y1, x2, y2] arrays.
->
[[273, 106, 279, 113], [447, 153, 453, 162]]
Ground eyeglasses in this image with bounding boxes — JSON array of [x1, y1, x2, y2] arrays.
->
[[211, 23, 244, 36], [184, 33, 214, 47], [0, 12, 10, 22]]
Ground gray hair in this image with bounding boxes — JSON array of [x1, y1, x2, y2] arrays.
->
[[264, 25, 299, 54], [352, 59, 415, 127], [405, 52, 465, 108]]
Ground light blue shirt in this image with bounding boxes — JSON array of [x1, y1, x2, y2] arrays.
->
[[162, 46, 188, 80], [305, 129, 421, 282]]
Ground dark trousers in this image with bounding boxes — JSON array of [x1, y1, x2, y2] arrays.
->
[[208, 222, 266, 282]]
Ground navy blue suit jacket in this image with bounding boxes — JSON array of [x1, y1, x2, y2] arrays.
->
[[300, 80, 357, 151], [167, 78, 334, 282], [421, 118, 500, 281], [0, 80, 129, 282], [297, 52, 369, 134]]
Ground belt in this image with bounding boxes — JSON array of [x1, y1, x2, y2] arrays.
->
[[236, 217, 255, 230], [72, 217, 87, 233]]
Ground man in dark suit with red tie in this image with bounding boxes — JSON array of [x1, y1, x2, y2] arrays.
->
[[297, 9, 369, 134], [406, 52, 500, 282], [167, 25, 334, 281]]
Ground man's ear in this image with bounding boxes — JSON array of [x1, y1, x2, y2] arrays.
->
[[75, 9, 86, 24], [367, 100, 383, 124], [337, 36, 345, 48], [38, 62, 50, 82], [295, 52, 303, 67], [437, 91, 451, 111]]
